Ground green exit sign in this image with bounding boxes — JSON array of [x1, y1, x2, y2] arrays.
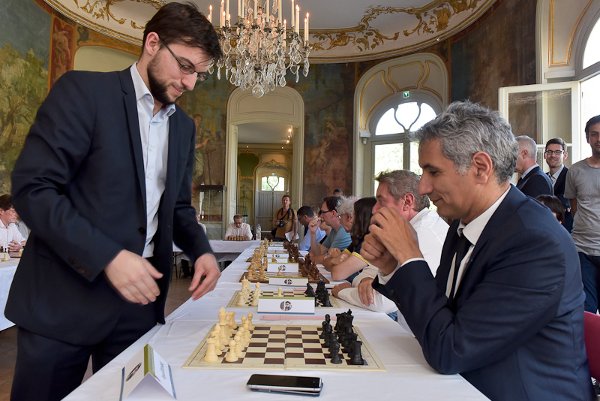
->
[[402, 91, 411, 99]]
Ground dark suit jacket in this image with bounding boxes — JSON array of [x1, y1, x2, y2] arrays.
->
[[7, 69, 212, 345], [374, 187, 593, 401], [552, 166, 574, 232], [516, 165, 553, 198]]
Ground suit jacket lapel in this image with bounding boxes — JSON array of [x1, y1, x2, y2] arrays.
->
[[165, 112, 180, 203], [453, 187, 526, 301], [119, 69, 147, 212]]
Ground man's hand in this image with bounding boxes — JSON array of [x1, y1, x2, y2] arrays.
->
[[358, 277, 375, 306], [328, 248, 342, 258], [189, 253, 221, 300], [308, 217, 320, 235], [331, 281, 351, 297], [360, 234, 398, 275], [105, 250, 162, 305], [368, 207, 422, 266], [8, 240, 22, 253]]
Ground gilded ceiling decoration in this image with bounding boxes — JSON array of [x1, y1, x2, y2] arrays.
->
[[44, 0, 496, 63]]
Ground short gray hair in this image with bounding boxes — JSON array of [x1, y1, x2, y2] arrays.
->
[[337, 196, 358, 216], [515, 135, 537, 160], [415, 101, 518, 183], [375, 170, 430, 211]]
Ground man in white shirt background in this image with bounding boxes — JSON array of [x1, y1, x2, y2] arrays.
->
[[224, 214, 252, 241], [0, 194, 25, 252]]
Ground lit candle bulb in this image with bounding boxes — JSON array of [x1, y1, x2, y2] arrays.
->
[[254, 0, 257, 20], [295, 5, 299, 34], [220, 1, 224, 26], [278, 0, 282, 24], [226, 0, 230, 23], [266, 0, 269, 20], [283, 18, 287, 47], [291, 0, 294, 28], [208, 4, 213, 23], [304, 13, 308, 42]]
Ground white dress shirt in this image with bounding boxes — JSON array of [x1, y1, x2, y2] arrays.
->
[[224, 222, 253, 240], [130, 64, 175, 257], [0, 220, 24, 249]]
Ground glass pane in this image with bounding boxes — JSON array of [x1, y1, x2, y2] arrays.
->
[[395, 102, 419, 129], [261, 176, 285, 191], [583, 19, 600, 69], [412, 103, 437, 132], [582, 74, 600, 159], [374, 143, 404, 178], [409, 141, 422, 174], [375, 108, 402, 135], [507, 89, 573, 166]]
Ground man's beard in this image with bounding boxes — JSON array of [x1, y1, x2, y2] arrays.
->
[[147, 59, 175, 106]]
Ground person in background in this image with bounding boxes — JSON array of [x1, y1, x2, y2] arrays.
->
[[332, 188, 343, 196], [271, 194, 297, 241], [565, 115, 600, 313], [515, 135, 553, 198], [0, 194, 26, 252], [535, 194, 566, 224], [544, 137, 573, 231], [297, 206, 325, 251], [309, 196, 351, 264], [362, 101, 592, 400], [325, 196, 376, 282], [6, 4, 223, 400], [224, 214, 252, 241]]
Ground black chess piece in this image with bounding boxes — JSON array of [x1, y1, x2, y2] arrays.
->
[[350, 341, 365, 365], [323, 291, 332, 307], [330, 339, 342, 364], [305, 283, 315, 297]]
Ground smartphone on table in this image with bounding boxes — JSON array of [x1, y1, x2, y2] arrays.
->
[[246, 374, 323, 396]]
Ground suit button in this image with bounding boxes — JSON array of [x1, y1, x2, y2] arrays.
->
[[138, 227, 147, 235]]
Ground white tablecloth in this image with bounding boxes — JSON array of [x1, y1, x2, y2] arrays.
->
[[175, 240, 261, 263], [0, 258, 19, 331], [64, 245, 488, 400]]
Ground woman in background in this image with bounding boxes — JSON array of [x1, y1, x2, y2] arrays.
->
[[271, 194, 297, 241]]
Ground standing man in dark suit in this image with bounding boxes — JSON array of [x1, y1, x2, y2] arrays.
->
[[515, 135, 553, 198], [362, 101, 593, 401], [7, 3, 223, 401], [544, 137, 573, 231]]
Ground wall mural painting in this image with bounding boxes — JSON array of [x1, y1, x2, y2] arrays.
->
[[0, 0, 51, 194], [50, 16, 75, 84], [294, 63, 355, 207]]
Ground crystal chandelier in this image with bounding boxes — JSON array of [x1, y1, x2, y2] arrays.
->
[[207, 0, 311, 97]]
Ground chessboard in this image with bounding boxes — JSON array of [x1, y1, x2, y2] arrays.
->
[[227, 289, 341, 308], [183, 311, 385, 371], [239, 271, 329, 284]]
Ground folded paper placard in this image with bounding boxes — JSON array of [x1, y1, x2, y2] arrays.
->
[[120, 344, 175, 400]]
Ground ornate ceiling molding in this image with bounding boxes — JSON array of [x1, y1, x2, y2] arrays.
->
[[44, 0, 497, 63]]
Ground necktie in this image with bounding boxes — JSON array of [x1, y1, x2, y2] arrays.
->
[[449, 233, 471, 301]]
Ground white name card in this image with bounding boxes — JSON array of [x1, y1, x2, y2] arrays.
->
[[257, 297, 315, 314], [268, 276, 309, 286], [267, 262, 299, 273], [120, 344, 175, 400]]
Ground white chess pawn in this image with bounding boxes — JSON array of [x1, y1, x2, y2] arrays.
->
[[237, 291, 246, 306], [227, 311, 237, 329], [247, 313, 255, 330], [203, 339, 219, 363], [225, 340, 238, 362], [277, 287, 283, 297]]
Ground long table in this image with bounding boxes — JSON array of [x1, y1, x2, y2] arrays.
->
[[0, 258, 19, 331], [64, 245, 488, 400]]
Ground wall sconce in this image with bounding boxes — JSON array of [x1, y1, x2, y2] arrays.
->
[[359, 129, 370, 145]]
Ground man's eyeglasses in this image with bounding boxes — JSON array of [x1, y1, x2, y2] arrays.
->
[[162, 41, 209, 83], [544, 150, 564, 156], [318, 209, 333, 216]]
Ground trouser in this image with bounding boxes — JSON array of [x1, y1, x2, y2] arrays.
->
[[579, 252, 600, 313], [10, 301, 157, 401]]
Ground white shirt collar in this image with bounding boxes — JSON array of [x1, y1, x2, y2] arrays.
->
[[459, 186, 511, 245], [550, 164, 565, 180], [129, 64, 176, 118]]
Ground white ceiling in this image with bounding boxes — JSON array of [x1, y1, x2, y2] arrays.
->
[[238, 122, 293, 145], [45, 0, 497, 63]]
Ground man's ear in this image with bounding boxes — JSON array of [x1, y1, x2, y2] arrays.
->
[[472, 151, 494, 183], [403, 193, 416, 210]]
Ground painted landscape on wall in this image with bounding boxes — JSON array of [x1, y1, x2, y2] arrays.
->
[[0, 0, 50, 193]]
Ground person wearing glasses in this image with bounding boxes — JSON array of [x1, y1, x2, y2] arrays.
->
[[0, 194, 25, 252], [565, 115, 600, 313], [7, 3, 223, 400], [309, 196, 351, 264], [514, 135, 553, 198], [225, 214, 253, 241], [543, 137, 573, 232]]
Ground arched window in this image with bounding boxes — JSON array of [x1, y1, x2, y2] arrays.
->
[[582, 18, 600, 69], [370, 99, 438, 192]]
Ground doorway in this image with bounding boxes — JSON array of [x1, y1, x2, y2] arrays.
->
[[225, 87, 305, 232]]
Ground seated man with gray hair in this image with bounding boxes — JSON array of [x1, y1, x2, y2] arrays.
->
[[224, 214, 252, 241]]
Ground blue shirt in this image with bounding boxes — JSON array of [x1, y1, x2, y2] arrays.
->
[[322, 226, 351, 251], [299, 225, 326, 251]]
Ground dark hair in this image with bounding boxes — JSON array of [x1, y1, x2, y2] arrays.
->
[[322, 196, 342, 213], [0, 194, 13, 211], [350, 197, 377, 251], [233, 214, 243, 220], [282, 194, 291, 201], [297, 206, 315, 218], [545, 137, 566, 151], [535, 195, 565, 223], [585, 115, 600, 140], [143, 2, 222, 62]]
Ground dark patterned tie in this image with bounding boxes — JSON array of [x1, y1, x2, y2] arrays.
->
[[449, 234, 472, 301]]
